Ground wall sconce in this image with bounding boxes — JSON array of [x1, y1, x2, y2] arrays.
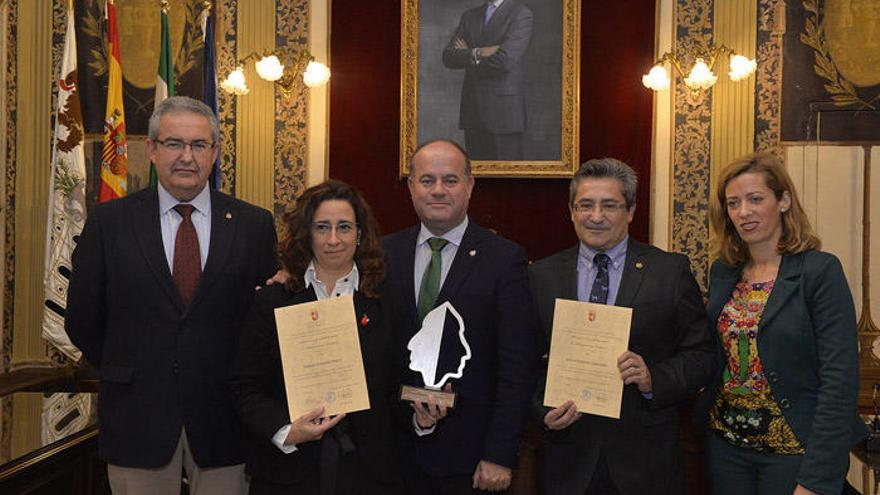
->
[[642, 44, 756, 96], [220, 50, 330, 96]]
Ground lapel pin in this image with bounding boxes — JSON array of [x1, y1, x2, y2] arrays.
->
[[469, 249, 476, 257], [635, 261, 644, 269], [225, 211, 232, 220], [360, 314, 370, 327]]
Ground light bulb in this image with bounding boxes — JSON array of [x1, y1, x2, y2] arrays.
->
[[255, 55, 285, 82], [642, 64, 670, 90], [220, 66, 249, 95], [303, 61, 331, 88], [684, 58, 717, 90], [728, 54, 757, 81]]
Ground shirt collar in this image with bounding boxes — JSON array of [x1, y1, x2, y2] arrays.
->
[[578, 235, 628, 270], [417, 216, 469, 248], [158, 182, 211, 217], [488, 0, 504, 7], [304, 260, 360, 291]]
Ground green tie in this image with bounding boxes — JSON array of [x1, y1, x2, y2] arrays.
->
[[417, 237, 449, 323]]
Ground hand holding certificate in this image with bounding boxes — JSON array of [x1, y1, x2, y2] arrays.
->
[[274, 295, 370, 419], [543, 299, 632, 419]]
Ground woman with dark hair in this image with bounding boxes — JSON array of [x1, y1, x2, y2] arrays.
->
[[230, 180, 398, 494], [705, 152, 866, 495]]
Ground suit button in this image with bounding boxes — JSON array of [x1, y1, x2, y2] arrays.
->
[[779, 398, 791, 409], [767, 371, 779, 383], [172, 363, 180, 375]]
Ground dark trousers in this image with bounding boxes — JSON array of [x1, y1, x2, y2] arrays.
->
[[707, 431, 804, 495], [585, 453, 621, 495], [464, 129, 523, 161], [403, 463, 504, 495]]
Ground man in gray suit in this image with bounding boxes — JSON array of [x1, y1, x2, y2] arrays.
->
[[442, 0, 533, 161], [530, 158, 715, 494]]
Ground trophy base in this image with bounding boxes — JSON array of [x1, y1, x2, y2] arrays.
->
[[399, 385, 457, 408]]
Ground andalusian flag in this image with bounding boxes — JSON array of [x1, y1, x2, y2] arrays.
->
[[43, 0, 92, 447], [99, 0, 128, 202], [151, 1, 174, 186], [44, 0, 86, 361], [202, 4, 222, 189]]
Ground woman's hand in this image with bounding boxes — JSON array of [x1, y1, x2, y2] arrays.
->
[[284, 407, 346, 446], [544, 400, 581, 431]]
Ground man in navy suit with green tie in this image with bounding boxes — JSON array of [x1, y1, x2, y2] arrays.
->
[[384, 139, 537, 493]]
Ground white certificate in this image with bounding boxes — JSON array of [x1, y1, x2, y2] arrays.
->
[[543, 298, 632, 419], [274, 295, 370, 419]]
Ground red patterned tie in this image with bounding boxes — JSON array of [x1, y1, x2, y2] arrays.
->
[[173, 204, 201, 305]]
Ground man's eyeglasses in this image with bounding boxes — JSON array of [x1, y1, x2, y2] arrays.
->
[[571, 201, 628, 215], [311, 221, 358, 237], [155, 138, 216, 155]]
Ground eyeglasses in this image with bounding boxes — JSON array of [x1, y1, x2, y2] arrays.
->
[[155, 138, 216, 155], [311, 221, 358, 237], [571, 201, 628, 215]]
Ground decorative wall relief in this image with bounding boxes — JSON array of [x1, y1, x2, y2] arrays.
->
[[781, 0, 880, 141]]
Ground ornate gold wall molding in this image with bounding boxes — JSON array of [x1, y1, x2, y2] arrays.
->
[[273, 0, 309, 217], [672, 0, 714, 292], [754, 0, 783, 155], [1, 0, 15, 467], [217, 0, 239, 194]]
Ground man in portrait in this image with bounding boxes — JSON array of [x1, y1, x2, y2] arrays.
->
[[442, 0, 534, 161], [65, 96, 277, 494], [530, 158, 715, 494], [385, 139, 537, 492]]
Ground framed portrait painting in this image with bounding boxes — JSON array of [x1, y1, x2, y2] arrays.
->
[[400, 0, 580, 177]]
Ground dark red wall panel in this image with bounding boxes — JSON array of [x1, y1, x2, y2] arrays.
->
[[329, 0, 656, 260]]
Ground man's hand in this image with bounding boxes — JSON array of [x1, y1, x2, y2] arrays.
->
[[543, 399, 581, 430], [472, 460, 512, 491], [285, 407, 346, 446], [618, 351, 652, 393], [478, 45, 500, 57], [453, 37, 469, 50], [412, 383, 453, 428], [259, 269, 290, 290]]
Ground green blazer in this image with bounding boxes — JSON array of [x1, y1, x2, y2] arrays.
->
[[707, 250, 867, 494]]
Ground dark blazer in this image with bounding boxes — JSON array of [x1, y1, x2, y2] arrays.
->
[[383, 221, 537, 476], [707, 251, 867, 495], [65, 186, 277, 468], [229, 285, 398, 489], [442, 0, 533, 134], [530, 239, 715, 495]]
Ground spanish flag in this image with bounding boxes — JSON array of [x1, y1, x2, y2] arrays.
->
[[99, 0, 128, 202]]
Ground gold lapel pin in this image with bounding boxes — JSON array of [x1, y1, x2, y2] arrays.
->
[[635, 261, 644, 269], [469, 249, 476, 257], [225, 212, 232, 220]]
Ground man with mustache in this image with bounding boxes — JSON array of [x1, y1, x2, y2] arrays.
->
[[66, 96, 277, 494], [529, 158, 715, 494]]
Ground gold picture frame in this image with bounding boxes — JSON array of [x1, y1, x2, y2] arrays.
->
[[399, 0, 580, 178]]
